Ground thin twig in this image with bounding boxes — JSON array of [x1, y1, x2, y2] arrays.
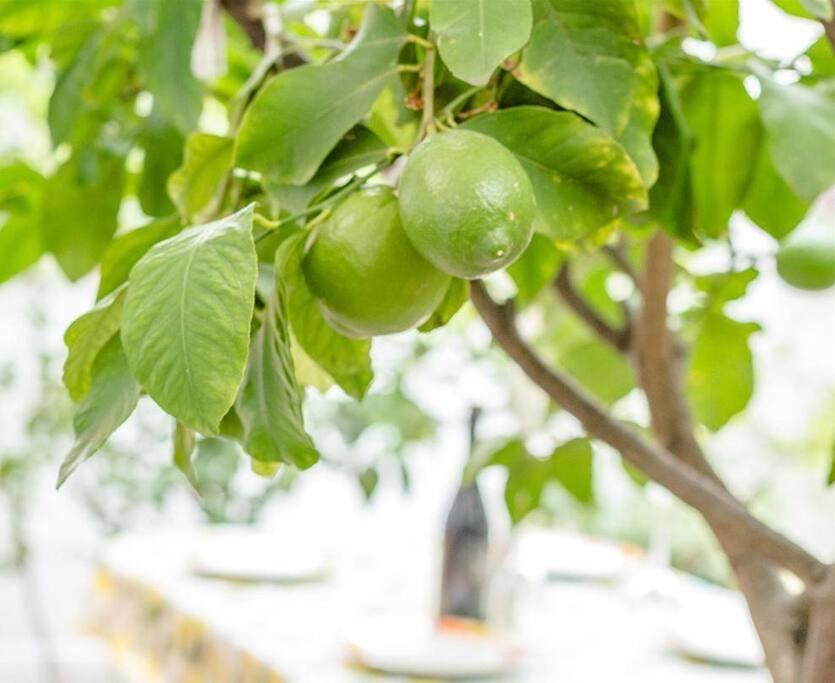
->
[[553, 264, 630, 352]]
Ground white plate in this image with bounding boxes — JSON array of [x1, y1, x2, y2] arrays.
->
[[190, 528, 328, 583], [514, 528, 632, 582], [348, 617, 522, 679], [668, 583, 763, 668]]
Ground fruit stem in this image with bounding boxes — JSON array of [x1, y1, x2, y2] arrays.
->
[[419, 44, 436, 139], [439, 85, 484, 119], [253, 161, 389, 243], [407, 33, 435, 50]]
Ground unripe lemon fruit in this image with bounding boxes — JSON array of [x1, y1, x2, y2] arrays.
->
[[398, 129, 536, 279], [302, 187, 450, 338]]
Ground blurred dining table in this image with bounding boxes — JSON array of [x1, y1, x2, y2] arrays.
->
[[87, 524, 768, 683]]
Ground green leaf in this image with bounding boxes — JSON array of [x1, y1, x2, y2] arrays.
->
[[649, 66, 698, 244], [235, 4, 406, 186], [0, 162, 45, 284], [267, 126, 388, 215], [770, 0, 833, 19], [42, 151, 125, 280], [276, 232, 373, 399], [757, 77, 835, 201], [368, 83, 419, 154], [122, 206, 258, 435], [616, 51, 660, 188], [506, 233, 563, 304], [686, 313, 760, 431], [464, 106, 647, 241], [236, 288, 319, 469], [48, 30, 103, 146], [418, 278, 470, 332], [138, 0, 203, 133], [805, 36, 835, 78], [138, 110, 184, 217], [680, 70, 760, 238], [692, 267, 758, 309], [97, 216, 182, 299], [548, 437, 594, 505], [57, 335, 140, 488], [704, 0, 739, 46], [173, 421, 198, 488], [827, 441, 835, 486], [358, 467, 380, 500], [63, 285, 126, 402], [742, 144, 809, 240], [167, 133, 234, 221], [488, 437, 594, 523], [431, 0, 533, 86], [518, 0, 643, 135], [558, 340, 634, 404]]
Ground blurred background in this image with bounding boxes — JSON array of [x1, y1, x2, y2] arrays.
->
[[0, 0, 833, 681]]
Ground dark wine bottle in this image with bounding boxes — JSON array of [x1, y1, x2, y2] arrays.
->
[[439, 408, 489, 621]]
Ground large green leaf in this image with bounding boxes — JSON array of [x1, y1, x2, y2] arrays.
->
[[686, 313, 759, 431], [267, 126, 388, 215], [63, 284, 126, 402], [488, 437, 594, 523], [558, 340, 634, 404], [122, 206, 257, 434], [464, 106, 646, 241], [236, 287, 318, 468], [431, 0, 533, 86], [138, 110, 184, 217], [0, 0, 115, 37], [616, 51, 660, 188], [97, 216, 182, 299], [757, 77, 835, 201], [42, 151, 125, 281], [649, 66, 697, 243], [742, 144, 809, 240], [680, 70, 760, 238], [704, 0, 739, 46], [138, 0, 203, 133], [0, 162, 44, 284], [549, 438, 594, 505], [167, 133, 234, 221], [276, 232, 373, 399], [506, 233, 563, 305], [518, 0, 643, 135], [47, 30, 103, 146], [57, 335, 141, 488], [236, 4, 405, 186]]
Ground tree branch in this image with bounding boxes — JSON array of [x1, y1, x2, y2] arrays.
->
[[800, 565, 835, 683], [632, 233, 804, 682], [553, 264, 630, 352], [220, 0, 266, 52], [470, 280, 826, 586], [634, 232, 705, 470]]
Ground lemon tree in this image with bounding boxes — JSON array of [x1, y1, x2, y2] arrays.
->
[[1, 1, 835, 679]]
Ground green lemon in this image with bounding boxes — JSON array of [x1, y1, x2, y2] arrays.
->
[[776, 237, 835, 291], [302, 187, 450, 338], [398, 129, 536, 279]]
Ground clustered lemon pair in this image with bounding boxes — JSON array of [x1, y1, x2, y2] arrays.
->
[[302, 130, 536, 338]]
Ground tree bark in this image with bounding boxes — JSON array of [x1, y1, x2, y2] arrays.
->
[[633, 233, 802, 682]]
